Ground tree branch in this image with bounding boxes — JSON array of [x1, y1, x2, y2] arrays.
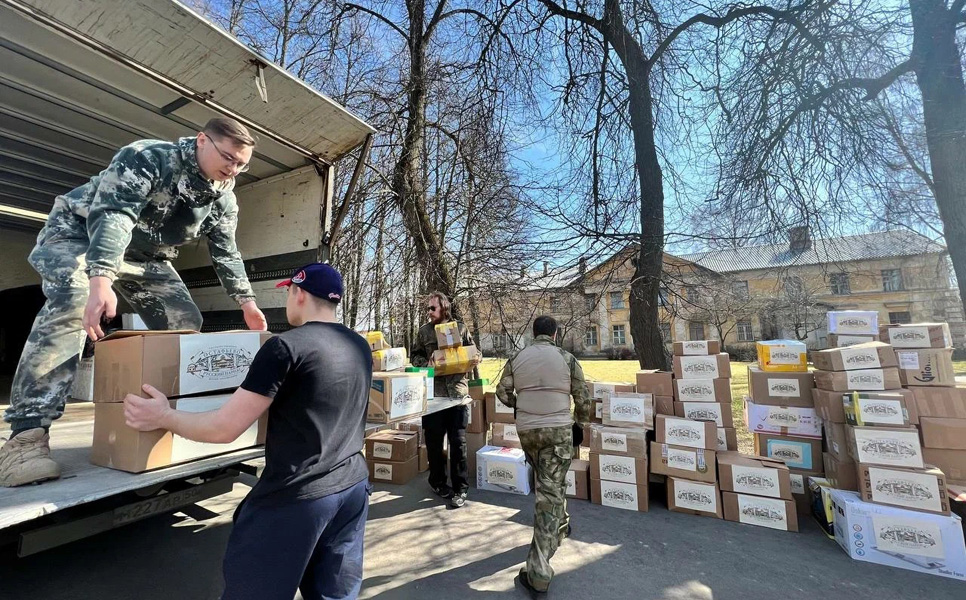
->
[[425, 8, 497, 41], [344, 3, 409, 41], [536, 0, 605, 33]]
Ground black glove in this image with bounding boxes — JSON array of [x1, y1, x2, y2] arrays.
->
[[572, 423, 583, 447]]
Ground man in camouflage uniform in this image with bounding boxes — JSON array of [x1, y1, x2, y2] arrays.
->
[[410, 291, 480, 508], [0, 117, 267, 487], [496, 315, 590, 595]]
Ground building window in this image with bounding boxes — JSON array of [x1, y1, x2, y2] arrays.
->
[[585, 326, 598, 347], [610, 291, 625, 309], [493, 332, 508, 350], [689, 321, 706, 341], [733, 280, 749, 301], [585, 294, 596, 312], [660, 322, 672, 343], [685, 285, 700, 303], [659, 286, 669, 307], [882, 269, 904, 292], [888, 311, 912, 324], [737, 321, 754, 342], [550, 295, 562, 312], [612, 324, 626, 345], [830, 273, 851, 295]]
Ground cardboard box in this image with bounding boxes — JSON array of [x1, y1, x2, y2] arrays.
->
[[673, 378, 733, 403], [813, 368, 901, 392], [589, 425, 648, 458], [672, 340, 721, 356], [754, 433, 823, 471], [655, 415, 717, 450], [588, 381, 636, 399], [828, 311, 880, 335], [920, 417, 966, 450], [635, 370, 673, 396], [435, 321, 462, 349], [484, 391, 515, 424], [823, 451, 857, 491], [882, 322, 953, 349], [813, 389, 848, 423], [466, 431, 488, 482], [667, 477, 722, 518], [843, 392, 911, 427], [491, 422, 522, 449], [591, 400, 603, 424], [793, 470, 825, 516], [566, 459, 590, 499], [368, 455, 419, 485], [476, 445, 532, 495], [368, 372, 428, 423], [93, 330, 272, 402], [810, 342, 897, 372], [672, 353, 732, 379], [895, 348, 956, 387], [404, 366, 434, 400], [580, 422, 592, 448], [365, 430, 418, 462], [828, 333, 877, 348], [650, 442, 716, 483], [372, 347, 407, 372], [432, 345, 480, 376], [824, 422, 851, 462], [717, 452, 792, 499], [674, 401, 734, 428], [722, 492, 798, 531], [466, 398, 486, 434], [590, 451, 648, 485], [746, 367, 814, 407], [468, 378, 488, 401], [857, 463, 950, 515], [922, 448, 966, 482], [743, 400, 822, 438], [418, 444, 428, 472], [830, 489, 966, 581], [913, 387, 966, 420], [846, 425, 924, 469], [755, 340, 807, 372], [655, 395, 674, 416], [392, 417, 424, 446], [602, 392, 654, 429], [361, 330, 390, 351], [591, 478, 648, 512], [717, 427, 738, 451], [90, 395, 266, 472]]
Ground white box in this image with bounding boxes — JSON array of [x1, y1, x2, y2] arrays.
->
[[476, 445, 532, 495], [830, 489, 966, 581], [828, 311, 879, 335], [744, 400, 823, 438]]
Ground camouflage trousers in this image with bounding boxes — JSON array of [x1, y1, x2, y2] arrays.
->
[[5, 219, 202, 431], [518, 425, 573, 591]]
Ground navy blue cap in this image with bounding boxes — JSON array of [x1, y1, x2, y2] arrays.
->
[[276, 262, 343, 303]]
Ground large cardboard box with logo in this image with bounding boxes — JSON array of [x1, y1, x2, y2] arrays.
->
[[845, 425, 924, 469], [372, 348, 407, 372], [881, 322, 953, 349], [589, 425, 649, 458], [590, 478, 648, 512], [857, 463, 950, 515], [746, 367, 814, 407], [590, 451, 648, 486], [755, 340, 807, 372], [672, 354, 732, 379], [368, 455, 419, 485], [843, 391, 912, 427], [476, 445, 532, 495], [635, 370, 673, 397], [717, 452, 792, 499], [93, 330, 273, 402], [655, 415, 718, 451], [650, 442, 716, 483], [588, 381, 636, 399], [828, 311, 879, 335], [827, 333, 877, 348], [491, 422, 522, 449], [602, 393, 653, 429], [813, 368, 901, 392], [722, 492, 798, 532], [365, 430, 418, 462], [368, 372, 428, 423], [830, 489, 966, 581], [566, 459, 590, 500], [672, 340, 721, 356], [895, 348, 956, 387], [666, 477, 722, 518], [753, 433, 823, 472], [815, 388, 915, 424], [674, 401, 734, 428], [485, 392, 515, 424], [673, 378, 733, 403], [91, 394, 266, 472], [743, 400, 822, 438], [810, 342, 897, 372]]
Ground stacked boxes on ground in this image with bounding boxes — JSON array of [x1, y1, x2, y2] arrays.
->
[[718, 451, 798, 531], [365, 429, 420, 484], [475, 383, 533, 495]]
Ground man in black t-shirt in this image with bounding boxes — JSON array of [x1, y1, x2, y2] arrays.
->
[[124, 262, 371, 600]]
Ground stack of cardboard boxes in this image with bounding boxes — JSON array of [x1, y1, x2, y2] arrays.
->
[[717, 451, 798, 531], [363, 330, 430, 425], [670, 341, 736, 453], [476, 386, 533, 495], [90, 330, 271, 472], [826, 310, 880, 348], [365, 429, 420, 485], [431, 321, 481, 376]]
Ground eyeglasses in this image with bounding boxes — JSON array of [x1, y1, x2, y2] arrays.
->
[[204, 133, 250, 173], [426, 306, 438, 312]]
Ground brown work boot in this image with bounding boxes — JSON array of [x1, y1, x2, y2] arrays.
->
[[0, 428, 61, 487]]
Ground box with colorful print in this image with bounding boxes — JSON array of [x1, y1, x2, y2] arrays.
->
[[367, 372, 428, 423], [811, 342, 897, 372], [828, 311, 879, 335], [368, 455, 419, 485], [602, 392, 653, 429], [674, 401, 734, 428], [590, 478, 648, 512], [590, 451, 648, 486], [566, 459, 590, 500], [753, 433, 823, 471], [895, 348, 956, 387], [589, 425, 648, 458], [475, 445, 532, 495], [365, 430, 418, 462], [672, 353, 732, 380], [881, 322, 953, 349], [717, 452, 792, 500], [843, 391, 911, 427], [743, 400, 822, 438], [655, 415, 717, 451], [722, 492, 798, 532], [635, 370, 673, 396], [485, 391, 515, 424], [667, 478, 722, 518], [755, 340, 807, 372], [673, 378, 733, 403], [672, 340, 721, 356], [846, 426, 924, 469], [746, 367, 814, 407], [857, 463, 950, 515], [650, 442, 716, 483]]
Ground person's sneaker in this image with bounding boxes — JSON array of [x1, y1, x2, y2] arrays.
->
[[0, 428, 61, 487], [449, 491, 467, 508], [431, 484, 454, 499]]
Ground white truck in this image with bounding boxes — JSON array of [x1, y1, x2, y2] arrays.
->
[[0, 0, 392, 556]]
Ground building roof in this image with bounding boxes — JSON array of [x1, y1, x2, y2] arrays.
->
[[677, 230, 946, 273]]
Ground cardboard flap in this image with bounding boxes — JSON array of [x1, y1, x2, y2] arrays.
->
[[98, 329, 198, 342]]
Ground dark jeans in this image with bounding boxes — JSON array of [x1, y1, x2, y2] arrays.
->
[[423, 405, 469, 493], [222, 479, 371, 600]]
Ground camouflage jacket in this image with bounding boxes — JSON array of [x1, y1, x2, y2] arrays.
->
[[53, 137, 254, 304], [411, 319, 475, 397], [496, 335, 591, 426]]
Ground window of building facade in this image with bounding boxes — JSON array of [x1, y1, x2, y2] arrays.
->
[[888, 311, 912, 324], [493, 332, 508, 350], [689, 321, 706, 341], [733, 280, 749, 300], [685, 285, 700, 303], [882, 269, 904, 292], [612, 324, 626, 345], [737, 320, 754, 342], [830, 272, 851, 295], [585, 294, 596, 312], [585, 326, 598, 346], [610, 291, 625, 309], [550, 295, 562, 312]]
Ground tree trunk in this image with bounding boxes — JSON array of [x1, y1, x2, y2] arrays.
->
[[346, 200, 364, 328], [910, 1, 966, 319], [372, 209, 386, 330]]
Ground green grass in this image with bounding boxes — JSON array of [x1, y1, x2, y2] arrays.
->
[[954, 361, 966, 376]]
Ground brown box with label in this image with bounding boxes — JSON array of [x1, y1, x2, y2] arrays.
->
[[718, 427, 738, 451], [813, 368, 901, 392], [466, 398, 486, 434], [856, 463, 950, 515], [922, 448, 966, 482], [588, 381, 637, 399], [672, 340, 721, 356], [636, 370, 674, 396], [672, 353, 732, 379], [845, 425, 924, 469], [824, 422, 850, 462], [810, 342, 898, 372], [881, 322, 952, 349], [747, 367, 814, 407], [827, 333, 877, 348], [843, 391, 913, 428], [655, 415, 717, 450], [717, 452, 792, 500], [753, 433, 824, 472], [602, 393, 654, 429], [368, 455, 419, 485], [491, 422, 522, 449], [912, 386, 966, 420], [590, 478, 649, 512], [589, 425, 649, 458], [484, 392, 515, 424], [650, 442, 717, 483], [815, 388, 915, 424], [920, 417, 966, 450], [435, 321, 462, 349], [590, 451, 648, 486], [673, 401, 734, 428], [673, 378, 733, 403], [722, 492, 799, 531], [566, 459, 590, 500], [368, 372, 429, 424], [655, 396, 674, 416], [365, 430, 419, 462], [823, 451, 857, 491], [895, 348, 956, 387], [666, 477, 722, 518]]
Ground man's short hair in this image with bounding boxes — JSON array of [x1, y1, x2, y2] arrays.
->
[[427, 291, 452, 320], [204, 117, 257, 147], [533, 315, 557, 337]]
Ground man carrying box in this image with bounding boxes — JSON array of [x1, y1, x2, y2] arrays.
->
[[496, 315, 591, 595], [123, 263, 372, 600], [0, 118, 268, 487], [410, 291, 480, 508]]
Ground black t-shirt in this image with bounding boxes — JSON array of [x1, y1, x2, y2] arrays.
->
[[240, 321, 371, 502]]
